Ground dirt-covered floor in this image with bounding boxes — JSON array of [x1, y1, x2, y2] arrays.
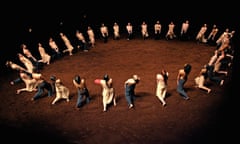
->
[[0, 36, 236, 144]]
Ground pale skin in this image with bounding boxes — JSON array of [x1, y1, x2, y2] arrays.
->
[[95, 78, 116, 112], [73, 79, 87, 90], [195, 68, 211, 93], [177, 69, 187, 84]]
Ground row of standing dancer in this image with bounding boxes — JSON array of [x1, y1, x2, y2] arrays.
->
[[14, 20, 235, 71]]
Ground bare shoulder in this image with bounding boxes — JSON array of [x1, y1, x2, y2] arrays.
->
[[179, 69, 185, 74]]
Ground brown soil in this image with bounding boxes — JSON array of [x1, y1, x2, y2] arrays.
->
[[0, 37, 235, 144]]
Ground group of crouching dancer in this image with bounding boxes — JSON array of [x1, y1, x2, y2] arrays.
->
[[7, 55, 143, 111], [6, 57, 127, 111], [5, 61, 118, 112]]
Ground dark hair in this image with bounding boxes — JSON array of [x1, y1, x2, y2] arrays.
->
[[184, 64, 192, 74], [103, 74, 109, 81], [74, 75, 81, 84], [135, 79, 140, 84], [50, 75, 56, 81], [20, 44, 26, 49], [161, 70, 168, 84]]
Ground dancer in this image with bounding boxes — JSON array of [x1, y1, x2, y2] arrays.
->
[[31, 73, 53, 101], [113, 22, 120, 40], [176, 64, 192, 100], [156, 69, 169, 106], [100, 23, 109, 43], [165, 21, 176, 40], [196, 23, 207, 43], [154, 20, 162, 40], [73, 75, 90, 109], [94, 74, 116, 112], [124, 75, 140, 109], [60, 32, 74, 56], [37, 42, 51, 65], [126, 22, 133, 40], [16, 70, 40, 94], [52, 78, 70, 105], [194, 66, 211, 93]]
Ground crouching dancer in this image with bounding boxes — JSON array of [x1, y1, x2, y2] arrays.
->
[[52, 78, 70, 105], [94, 74, 116, 112], [73, 75, 90, 109], [31, 73, 53, 101]]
